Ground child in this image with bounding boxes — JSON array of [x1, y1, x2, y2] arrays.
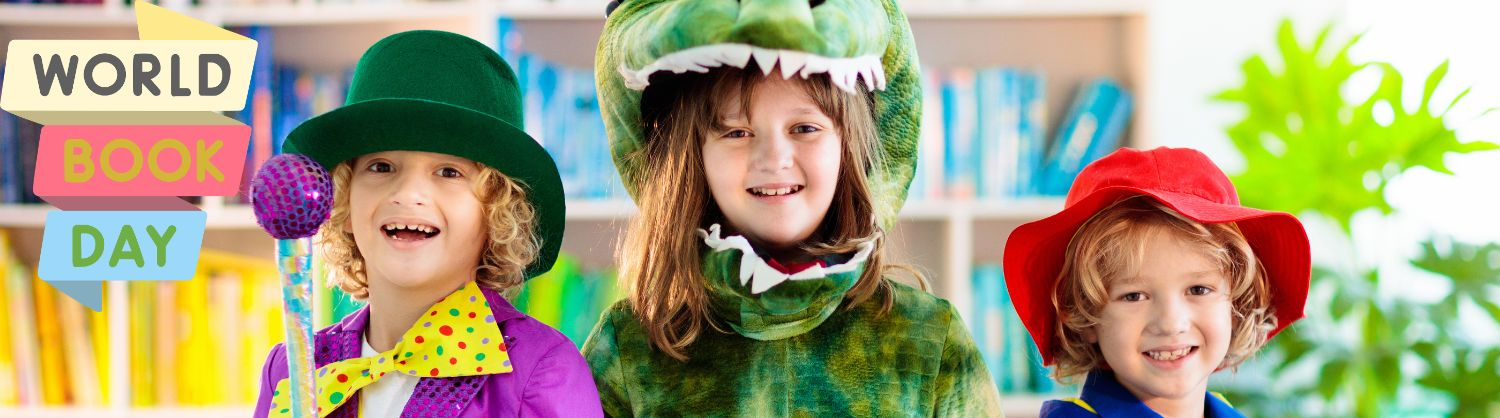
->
[[252, 30, 602, 418], [584, 10, 1003, 415], [1003, 147, 1310, 417]]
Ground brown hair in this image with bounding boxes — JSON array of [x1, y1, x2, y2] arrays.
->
[[1050, 196, 1276, 381], [318, 158, 541, 298], [621, 65, 922, 360]]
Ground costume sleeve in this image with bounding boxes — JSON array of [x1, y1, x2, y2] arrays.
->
[[253, 343, 289, 418], [519, 338, 606, 418], [933, 302, 1005, 418], [581, 303, 632, 418]]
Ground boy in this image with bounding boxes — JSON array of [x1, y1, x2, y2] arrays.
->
[[1004, 147, 1310, 417]]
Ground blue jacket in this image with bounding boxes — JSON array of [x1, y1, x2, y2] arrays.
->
[[1041, 370, 1244, 418]]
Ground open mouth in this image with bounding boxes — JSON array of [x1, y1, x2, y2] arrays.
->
[[619, 43, 886, 94], [1143, 346, 1199, 363], [382, 222, 441, 242], [748, 185, 805, 197]]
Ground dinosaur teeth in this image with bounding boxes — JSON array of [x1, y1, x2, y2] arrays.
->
[[722, 45, 753, 69], [800, 55, 830, 78], [750, 48, 780, 76], [619, 44, 887, 93], [778, 50, 807, 79]]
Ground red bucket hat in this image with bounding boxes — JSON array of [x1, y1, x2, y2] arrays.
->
[[1003, 146, 1310, 365]]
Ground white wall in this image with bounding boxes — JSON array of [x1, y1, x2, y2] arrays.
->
[[1147, 0, 1500, 340]]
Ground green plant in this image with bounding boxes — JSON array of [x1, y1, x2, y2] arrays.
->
[[1213, 19, 1499, 417]]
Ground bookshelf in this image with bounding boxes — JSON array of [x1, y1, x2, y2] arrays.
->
[[0, 1, 1147, 417]]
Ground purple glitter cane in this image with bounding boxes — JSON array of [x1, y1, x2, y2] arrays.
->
[[251, 154, 333, 418]]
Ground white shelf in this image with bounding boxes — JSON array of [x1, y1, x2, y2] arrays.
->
[[0, 0, 1146, 27], [0, 198, 1060, 228], [0, 4, 138, 27], [0, 202, 259, 229], [213, 2, 483, 26], [903, 0, 1146, 19]]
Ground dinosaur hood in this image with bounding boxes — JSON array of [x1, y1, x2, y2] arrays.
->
[[595, 0, 922, 227]]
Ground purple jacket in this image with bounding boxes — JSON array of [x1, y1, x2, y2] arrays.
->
[[253, 285, 604, 418]]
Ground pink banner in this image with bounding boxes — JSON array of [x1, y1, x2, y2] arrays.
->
[[33, 124, 251, 196]]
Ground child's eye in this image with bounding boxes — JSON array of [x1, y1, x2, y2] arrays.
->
[[437, 167, 464, 178], [722, 129, 752, 139], [366, 161, 393, 173], [1118, 292, 1146, 302], [791, 124, 821, 134], [1188, 286, 1214, 296]]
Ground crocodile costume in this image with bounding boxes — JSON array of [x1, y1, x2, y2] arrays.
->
[[582, 0, 1003, 416]]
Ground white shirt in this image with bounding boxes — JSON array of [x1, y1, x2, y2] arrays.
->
[[358, 335, 419, 418]]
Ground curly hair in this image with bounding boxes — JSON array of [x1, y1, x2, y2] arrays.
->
[[318, 158, 541, 299], [1050, 196, 1277, 382]]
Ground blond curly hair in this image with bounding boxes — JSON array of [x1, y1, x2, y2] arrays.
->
[[1050, 196, 1277, 382], [317, 158, 541, 299]]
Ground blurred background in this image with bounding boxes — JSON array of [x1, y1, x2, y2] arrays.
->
[[0, 0, 1496, 417]]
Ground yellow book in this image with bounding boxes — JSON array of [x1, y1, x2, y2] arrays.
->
[[31, 275, 68, 405], [175, 267, 224, 405], [88, 293, 110, 405], [245, 266, 284, 403], [208, 268, 242, 404], [128, 280, 154, 406], [200, 249, 276, 404], [5, 261, 40, 405], [0, 231, 16, 406], [56, 295, 100, 406], [154, 281, 177, 405]]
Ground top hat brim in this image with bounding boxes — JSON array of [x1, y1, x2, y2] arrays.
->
[[1003, 186, 1310, 365], [283, 97, 565, 280]]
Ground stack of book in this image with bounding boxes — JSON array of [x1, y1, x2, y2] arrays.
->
[[498, 18, 629, 200], [911, 68, 1133, 201], [970, 263, 1067, 394], [0, 231, 289, 406]]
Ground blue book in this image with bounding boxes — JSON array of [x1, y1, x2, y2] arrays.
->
[[14, 117, 41, 203], [974, 68, 1010, 200], [941, 69, 978, 198], [1, 65, 19, 204], [971, 264, 1006, 391], [495, 18, 522, 64], [1015, 71, 1046, 198], [237, 25, 274, 203], [1036, 78, 1132, 196]]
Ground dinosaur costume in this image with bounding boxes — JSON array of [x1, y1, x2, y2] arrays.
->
[[583, 0, 1003, 416]]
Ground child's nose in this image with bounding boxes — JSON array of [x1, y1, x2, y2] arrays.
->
[[750, 134, 795, 174], [1147, 298, 1192, 336], [388, 171, 432, 206]]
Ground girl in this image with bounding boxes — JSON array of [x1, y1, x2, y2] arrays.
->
[[1003, 147, 1311, 417], [252, 30, 602, 418], [585, 7, 1003, 413]]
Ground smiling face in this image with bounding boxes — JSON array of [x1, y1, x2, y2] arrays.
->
[[702, 76, 842, 254], [598, 0, 922, 230], [1086, 228, 1234, 409], [346, 151, 487, 292]]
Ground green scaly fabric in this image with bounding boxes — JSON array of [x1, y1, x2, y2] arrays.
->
[[584, 231, 1002, 416], [585, 0, 1003, 415]]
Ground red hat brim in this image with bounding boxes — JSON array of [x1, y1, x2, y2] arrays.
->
[[1003, 186, 1310, 365]]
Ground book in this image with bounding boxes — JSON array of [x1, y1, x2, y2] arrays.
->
[[1036, 78, 1132, 196], [3, 247, 42, 405], [32, 275, 69, 405], [942, 68, 978, 199]]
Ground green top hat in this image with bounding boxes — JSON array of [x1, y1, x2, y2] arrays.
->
[[283, 30, 565, 280]]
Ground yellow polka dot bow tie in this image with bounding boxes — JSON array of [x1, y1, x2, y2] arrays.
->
[[268, 283, 512, 417]]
